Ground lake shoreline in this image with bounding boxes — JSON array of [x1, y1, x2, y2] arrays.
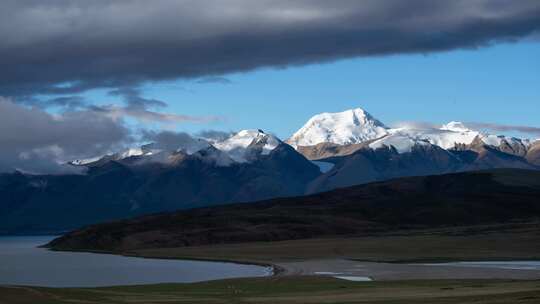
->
[[0, 236, 271, 287], [45, 245, 282, 276], [31, 227, 540, 285], [46, 244, 540, 282]]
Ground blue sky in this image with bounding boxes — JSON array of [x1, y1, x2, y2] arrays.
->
[[81, 41, 539, 140]]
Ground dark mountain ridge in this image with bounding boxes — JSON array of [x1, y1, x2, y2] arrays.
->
[[48, 169, 540, 252], [307, 139, 538, 193], [0, 143, 320, 234]]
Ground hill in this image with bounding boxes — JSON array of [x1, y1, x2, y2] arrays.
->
[[48, 169, 540, 252]]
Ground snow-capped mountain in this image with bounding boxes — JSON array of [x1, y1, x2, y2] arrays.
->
[[367, 123, 531, 155], [288, 108, 532, 157], [71, 129, 282, 167], [287, 108, 538, 193], [367, 124, 483, 154], [287, 108, 389, 147], [71, 107, 535, 171], [70, 146, 156, 166], [70, 143, 163, 166], [214, 129, 281, 163]]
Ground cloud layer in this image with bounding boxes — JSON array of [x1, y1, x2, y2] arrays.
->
[[88, 88, 222, 126], [0, 97, 130, 173], [141, 130, 211, 154], [1, 0, 539, 96], [466, 122, 540, 137], [0, 95, 225, 173]]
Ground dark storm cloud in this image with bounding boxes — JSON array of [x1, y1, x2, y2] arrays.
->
[[1, 0, 539, 97], [0, 97, 131, 173]]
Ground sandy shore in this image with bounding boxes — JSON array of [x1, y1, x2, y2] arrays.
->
[[276, 259, 540, 280]]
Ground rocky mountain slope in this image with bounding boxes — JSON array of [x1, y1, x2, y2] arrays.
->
[[526, 140, 540, 166], [309, 136, 537, 194]]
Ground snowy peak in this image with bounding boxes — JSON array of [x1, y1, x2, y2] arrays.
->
[[214, 129, 281, 163], [70, 129, 283, 167], [119, 147, 147, 158], [397, 124, 479, 150], [369, 132, 431, 153], [70, 147, 156, 166], [438, 122, 530, 151], [287, 108, 389, 147], [289, 108, 534, 158]]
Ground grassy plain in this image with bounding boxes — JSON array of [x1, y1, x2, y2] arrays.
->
[[128, 224, 540, 264], [2, 276, 540, 304]]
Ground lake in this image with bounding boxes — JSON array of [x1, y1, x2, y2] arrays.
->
[[0, 236, 272, 287]]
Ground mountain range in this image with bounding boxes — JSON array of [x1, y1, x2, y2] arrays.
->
[[1, 107, 539, 234], [289, 108, 538, 192]]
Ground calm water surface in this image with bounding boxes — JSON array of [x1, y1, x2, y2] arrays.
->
[[0, 236, 271, 287]]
